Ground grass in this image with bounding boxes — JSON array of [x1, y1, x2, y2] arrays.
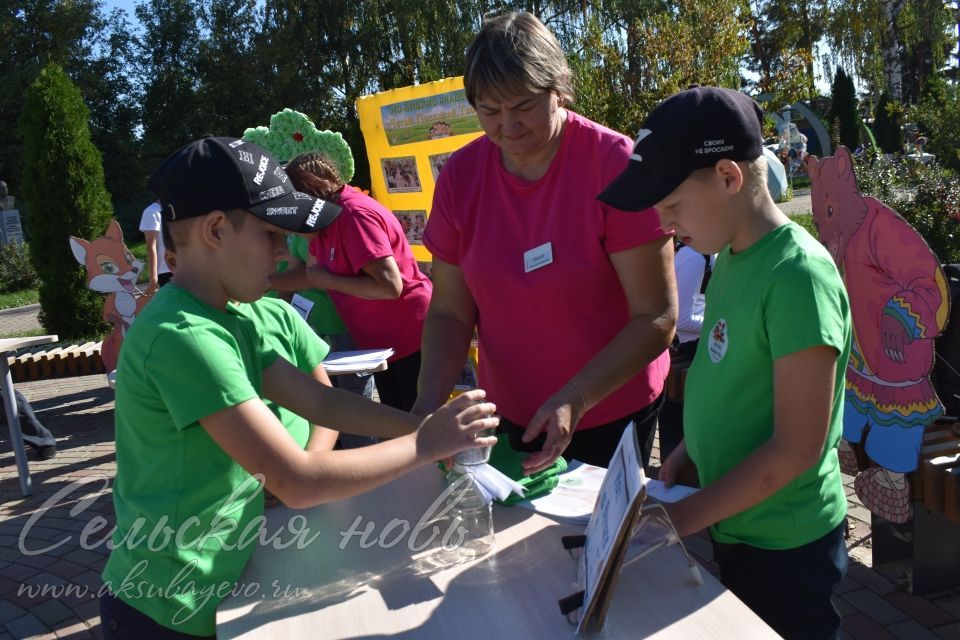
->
[[0, 327, 44, 339], [0, 288, 39, 310]]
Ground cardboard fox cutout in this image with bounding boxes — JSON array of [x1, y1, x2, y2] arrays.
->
[[806, 147, 950, 522], [69, 219, 153, 372]]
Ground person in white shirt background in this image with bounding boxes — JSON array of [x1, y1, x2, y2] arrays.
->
[[658, 242, 716, 459], [139, 200, 172, 294]]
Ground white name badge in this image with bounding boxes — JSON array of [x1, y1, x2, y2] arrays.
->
[[290, 293, 315, 322], [524, 242, 554, 273]]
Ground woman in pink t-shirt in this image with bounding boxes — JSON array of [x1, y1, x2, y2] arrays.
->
[[412, 12, 676, 474], [285, 153, 432, 412]]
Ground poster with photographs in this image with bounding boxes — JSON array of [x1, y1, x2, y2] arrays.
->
[[428, 152, 454, 182], [379, 89, 483, 146], [394, 210, 427, 246], [382, 157, 422, 193]]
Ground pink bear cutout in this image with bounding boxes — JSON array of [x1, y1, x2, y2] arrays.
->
[[806, 147, 950, 523]]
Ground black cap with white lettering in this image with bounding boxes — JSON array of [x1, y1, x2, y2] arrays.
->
[[598, 86, 765, 211], [149, 136, 341, 233]]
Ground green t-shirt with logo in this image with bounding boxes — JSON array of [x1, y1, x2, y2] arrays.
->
[[684, 222, 851, 549], [102, 285, 280, 636], [232, 296, 330, 448]]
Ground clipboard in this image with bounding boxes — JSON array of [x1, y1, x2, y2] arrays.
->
[[557, 423, 703, 633], [558, 424, 646, 633]]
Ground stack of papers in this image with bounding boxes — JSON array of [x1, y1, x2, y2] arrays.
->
[[322, 348, 394, 374]]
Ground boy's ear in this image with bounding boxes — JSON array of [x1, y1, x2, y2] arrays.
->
[[714, 159, 745, 194], [200, 211, 228, 247]]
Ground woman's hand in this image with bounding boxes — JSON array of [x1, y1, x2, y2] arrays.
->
[[520, 382, 587, 475], [305, 264, 332, 290]]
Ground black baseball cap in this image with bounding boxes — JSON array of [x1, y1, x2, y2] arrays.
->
[[148, 136, 341, 233], [598, 86, 765, 211]]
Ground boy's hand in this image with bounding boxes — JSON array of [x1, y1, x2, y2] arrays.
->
[[659, 440, 689, 488], [415, 389, 499, 462]]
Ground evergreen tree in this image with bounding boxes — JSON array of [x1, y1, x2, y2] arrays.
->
[[19, 65, 112, 339], [873, 90, 901, 153], [829, 67, 860, 150]]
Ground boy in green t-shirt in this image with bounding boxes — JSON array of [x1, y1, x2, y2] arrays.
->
[[100, 137, 498, 639], [600, 87, 851, 640]]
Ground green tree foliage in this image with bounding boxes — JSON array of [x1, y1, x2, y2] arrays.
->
[[909, 76, 960, 171], [19, 65, 112, 339], [829, 67, 860, 150], [135, 0, 204, 170], [569, 0, 750, 135], [873, 90, 902, 153], [744, 0, 826, 102], [0, 1, 142, 238], [855, 148, 960, 264]]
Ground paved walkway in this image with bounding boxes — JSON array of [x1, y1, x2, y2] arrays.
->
[[0, 372, 958, 638], [779, 187, 813, 216], [0, 305, 42, 339]]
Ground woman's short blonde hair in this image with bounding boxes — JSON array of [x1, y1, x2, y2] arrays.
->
[[464, 12, 574, 107]]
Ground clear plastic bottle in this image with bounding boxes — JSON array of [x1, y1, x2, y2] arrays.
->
[[445, 465, 495, 558]]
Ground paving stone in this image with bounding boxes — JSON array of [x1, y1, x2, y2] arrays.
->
[[934, 623, 960, 640], [17, 554, 56, 570], [935, 594, 960, 620], [888, 592, 958, 627], [834, 594, 857, 617], [888, 620, 942, 640], [836, 573, 863, 594], [0, 601, 27, 625], [843, 589, 909, 625], [841, 612, 898, 640], [31, 599, 75, 626], [849, 561, 896, 595], [45, 561, 85, 581], [4, 613, 50, 640], [60, 551, 103, 569], [1, 564, 38, 582]]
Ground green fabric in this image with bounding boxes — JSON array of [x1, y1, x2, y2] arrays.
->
[[103, 285, 279, 636], [488, 437, 568, 505], [233, 297, 330, 448], [281, 234, 347, 335], [684, 223, 851, 550]]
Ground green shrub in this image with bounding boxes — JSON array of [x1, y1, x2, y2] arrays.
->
[[854, 148, 960, 264], [830, 68, 860, 151], [19, 64, 112, 339], [0, 242, 37, 292], [0, 243, 32, 292], [873, 91, 902, 154], [908, 76, 960, 172]]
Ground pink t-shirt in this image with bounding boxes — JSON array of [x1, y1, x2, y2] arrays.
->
[[424, 110, 670, 429], [308, 187, 431, 361]]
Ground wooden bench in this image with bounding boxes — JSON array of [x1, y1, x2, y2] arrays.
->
[[4, 341, 105, 382], [872, 419, 960, 594]]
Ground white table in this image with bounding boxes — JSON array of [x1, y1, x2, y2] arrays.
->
[[1, 335, 58, 496], [217, 467, 778, 638]]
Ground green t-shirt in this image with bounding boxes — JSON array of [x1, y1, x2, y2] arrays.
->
[[102, 286, 280, 636], [232, 297, 330, 448], [684, 222, 851, 549], [275, 234, 347, 335]]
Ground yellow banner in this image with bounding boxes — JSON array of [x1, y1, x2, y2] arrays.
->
[[356, 77, 484, 264]]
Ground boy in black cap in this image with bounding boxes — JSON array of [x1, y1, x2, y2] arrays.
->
[[100, 137, 498, 638], [600, 88, 851, 639]]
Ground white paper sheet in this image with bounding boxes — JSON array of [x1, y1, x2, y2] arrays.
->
[[322, 348, 394, 373]]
